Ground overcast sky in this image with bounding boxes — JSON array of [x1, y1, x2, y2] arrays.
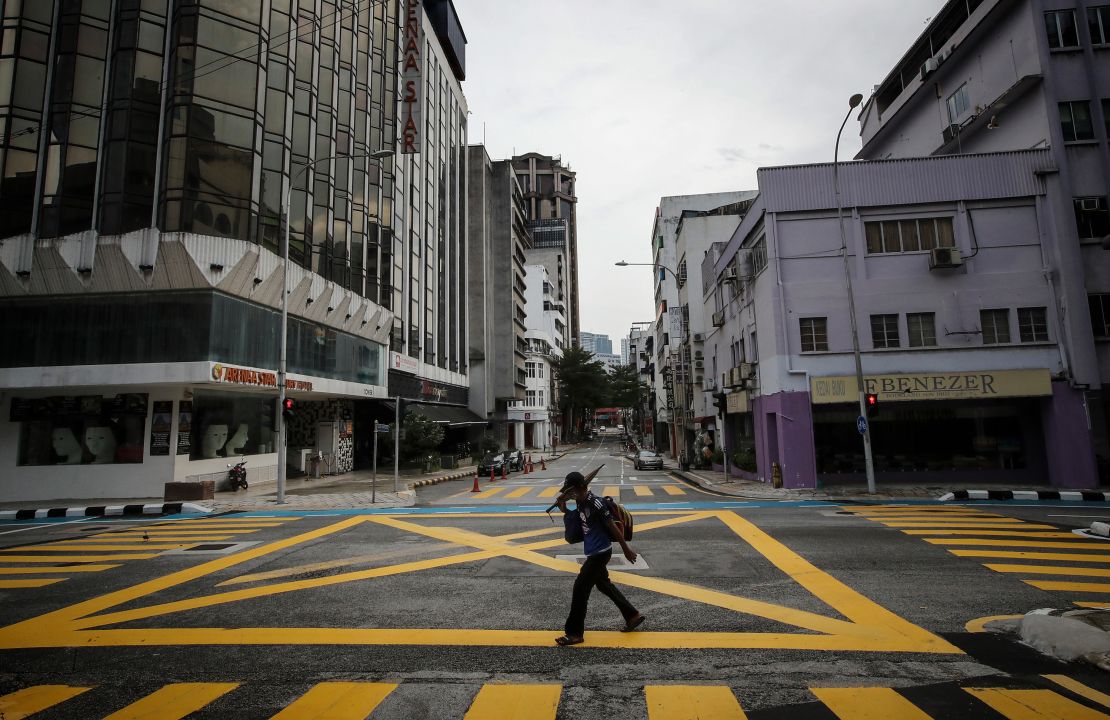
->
[[456, 0, 942, 350]]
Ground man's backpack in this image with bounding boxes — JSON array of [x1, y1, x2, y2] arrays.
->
[[602, 496, 634, 541]]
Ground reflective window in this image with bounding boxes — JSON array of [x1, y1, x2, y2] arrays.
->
[[14, 394, 148, 466], [190, 391, 274, 460]]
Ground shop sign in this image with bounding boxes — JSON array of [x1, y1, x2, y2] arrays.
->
[[400, 0, 423, 154], [726, 391, 750, 414], [421, 380, 448, 401], [211, 363, 313, 392], [810, 368, 1053, 404], [150, 401, 173, 456], [390, 351, 421, 374]]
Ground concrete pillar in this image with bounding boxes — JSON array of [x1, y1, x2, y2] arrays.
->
[[1042, 382, 1099, 488]]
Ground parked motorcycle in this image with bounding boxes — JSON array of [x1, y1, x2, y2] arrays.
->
[[227, 457, 248, 491]]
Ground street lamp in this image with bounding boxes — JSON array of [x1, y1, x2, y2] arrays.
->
[[834, 93, 877, 494], [276, 148, 393, 504], [615, 260, 689, 463]]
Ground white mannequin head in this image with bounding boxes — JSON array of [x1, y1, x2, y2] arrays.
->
[[224, 423, 249, 455], [202, 423, 229, 458], [52, 426, 83, 464], [84, 423, 117, 464]]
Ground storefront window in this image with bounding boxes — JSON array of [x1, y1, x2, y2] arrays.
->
[[189, 391, 275, 461], [13, 394, 148, 466]]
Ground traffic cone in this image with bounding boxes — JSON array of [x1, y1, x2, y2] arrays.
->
[[541, 456, 547, 471], [501, 463, 507, 480], [523, 457, 529, 475], [490, 467, 496, 484], [471, 471, 481, 493]]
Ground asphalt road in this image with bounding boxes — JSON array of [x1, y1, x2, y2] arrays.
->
[[1, 435, 1109, 718]]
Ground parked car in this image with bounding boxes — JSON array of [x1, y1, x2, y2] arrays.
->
[[502, 449, 524, 471], [478, 452, 506, 476], [634, 449, 664, 471]]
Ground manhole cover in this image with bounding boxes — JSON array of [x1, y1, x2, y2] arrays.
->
[[161, 541, 260, 556]]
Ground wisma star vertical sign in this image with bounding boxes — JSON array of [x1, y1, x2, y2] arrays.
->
[[401, 0, 423, 154]]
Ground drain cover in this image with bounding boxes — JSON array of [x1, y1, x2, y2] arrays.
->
[[554, 554, 650, 571], [161, 541, 260, 556]]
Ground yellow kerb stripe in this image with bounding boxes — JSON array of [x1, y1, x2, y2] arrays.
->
[[949, 550, 1110, 563], [464, 684, 561, 719], [0, 685, 90, 719], [1043, 675, 1110, 710], [985, 564, 1110, 578], [644, 685, 747, 719], [1024, 580, 1110, 593], [903, 531, 1076, 538], [926, 539, 1109, 549], [103, 683, 239, 720], [965, 687, 1110, 720], [810, 687, 932, 720], [271, 682, 398, 719]]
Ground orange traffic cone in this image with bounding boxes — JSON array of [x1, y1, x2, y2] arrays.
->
[[541, 456, 547, 471], [501, 462, 507, 480], [523, 458, 529, 475], [490, 467, 496, 484], [471, 471, 481, 493]]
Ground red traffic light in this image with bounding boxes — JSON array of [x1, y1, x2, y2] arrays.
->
[[283, 398, 295, 411], [865, 393, 878, 407]]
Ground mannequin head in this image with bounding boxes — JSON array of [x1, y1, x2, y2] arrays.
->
[[201, 422, 229, 458], [84, 420, 118, 464], [51, 424, 84, 464], [224, 422, 249, 455]]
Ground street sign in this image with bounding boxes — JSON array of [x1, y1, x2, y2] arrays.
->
[[856, 416, 868, 435], [376, 423, 391, 433]]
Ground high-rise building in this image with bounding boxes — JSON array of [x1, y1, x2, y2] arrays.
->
[[513, 152, 579, 346], [580, 332, 612, 355], [0, 0, 474, 501], [620, 338, 630, 365]]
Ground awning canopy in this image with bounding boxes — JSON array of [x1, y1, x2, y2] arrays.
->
[[383, 401, 486, 427]]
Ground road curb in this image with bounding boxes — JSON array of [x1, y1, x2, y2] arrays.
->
[[410, 469, 476, 489], [0, 502, 211, 520], [940, 489, 1110, 502]]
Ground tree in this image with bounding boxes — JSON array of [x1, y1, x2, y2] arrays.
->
[[394, 412, 445, 462], [552, 346, 609, 440], [608, 363, 642, 410]]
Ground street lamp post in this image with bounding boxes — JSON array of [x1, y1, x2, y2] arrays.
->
[[615, 261, 690, 463], [276, 148, 393, 504], [834, 93, 877, 495]]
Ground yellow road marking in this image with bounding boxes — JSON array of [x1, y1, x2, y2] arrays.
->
[[662, 485, 686, 496], [966, 614, 1023, 633], [272, 682, 397, 719], [985, 564, 1110, 578], [603, 485, 620, 496], [644, 685, 746, 719], [903, 531, 1077, 538], [965, 687, 1110, 720], [464, 684, 561, 719], [1043, 675, 1110, 709], [1075, 602, 1110, 608], [538, 487, 560, 498], [634, 486, 653, 497], [810, 687, 931, 719], [0, 555, 159, 562], [1025, 580, 1110, 593], [925, 539, 1108, 549], [16, 545, 194, 551], [472, 487, 507, 500], [949, 550, 1110, 562], [0, 579, 64, 588], [0, 565, 119, 574], [110, 528, 258, 534], [503, 487, 531, 499], [218, 543, 460, 586], [882, 523, 1057, 530], [869, 515, 1011, 521], [103, 682, 239, 719], [0, 685, 90, 719], [74, 535, 237, 542]]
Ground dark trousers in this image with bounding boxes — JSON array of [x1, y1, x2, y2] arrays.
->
[[564, 550, 638, 637]]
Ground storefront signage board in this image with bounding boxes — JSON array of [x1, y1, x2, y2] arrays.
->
[[390, 351, 421, 374], [810, 369, 1052, 404], [726, 391, 750, 414]]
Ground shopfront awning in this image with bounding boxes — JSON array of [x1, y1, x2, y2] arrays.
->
[[383, 401, 486, 427]]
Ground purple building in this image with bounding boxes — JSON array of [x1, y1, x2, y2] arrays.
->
[[710, 150, 1098, 489]]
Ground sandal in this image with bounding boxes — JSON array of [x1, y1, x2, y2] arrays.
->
[[622, 613, 646, 632], [555, 635, 584, 646]]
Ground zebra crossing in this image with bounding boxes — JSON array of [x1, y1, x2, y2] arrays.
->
[[0, 516, 300, 590], [2, 676, 1106, 718], [842, 505, 1110, 609], [466, 483, 695, 501]]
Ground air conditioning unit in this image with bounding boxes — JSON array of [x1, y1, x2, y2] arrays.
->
[[1080, 198, 1104, 212], [694, 350, 703, 359], [712, 311, 724, 327], [691, 332, 705, 343], [942, 123, 960, 143], [919, 56, 939, 80], [738, 362, 753, 378], [929, 246, 963, 270], [694, 359, 704, 369], [704, 377, 717, 391], [728, 367, 743, 387], [723, 267, 739, 284]]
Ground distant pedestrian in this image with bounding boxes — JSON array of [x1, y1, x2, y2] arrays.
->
[[554, 471, 644, 646]]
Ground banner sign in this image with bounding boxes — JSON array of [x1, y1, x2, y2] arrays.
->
[[150, 401, 173, 456], [401, 0, 423, 154], [177, 400, 192, 456], [810, 368, 1052, 404]]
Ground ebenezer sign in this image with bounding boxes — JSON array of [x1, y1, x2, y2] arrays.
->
[[810, 369, 1052, 404]]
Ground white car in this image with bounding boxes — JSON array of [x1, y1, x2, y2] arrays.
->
[[634, 450, 663, 471]]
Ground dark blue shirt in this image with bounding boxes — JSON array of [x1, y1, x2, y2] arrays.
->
[[577, 492, 613, 556]]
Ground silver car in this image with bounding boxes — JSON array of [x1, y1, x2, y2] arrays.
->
[[634, 450, 664, 471]]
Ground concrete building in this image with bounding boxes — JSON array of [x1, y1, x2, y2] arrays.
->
[[580, 332, 613, 355], [855, 0, 1110, 463], [466, 145, 531, 446], [0, 0, 414, 501], [621, 338, 630, 365], [706, 150, 1098, 489], [627, 324, 654, 446], [513, 153, 579, 346], [508, 264, 564, 450]]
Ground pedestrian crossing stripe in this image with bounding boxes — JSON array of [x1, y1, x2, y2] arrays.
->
[[456, 484, 691, 501], [2, 679, 1108, 719], [843, 506, 1110, 609], [0, 511, 958, 654]]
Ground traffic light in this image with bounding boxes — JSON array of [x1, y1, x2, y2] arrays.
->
[[865, 392, 879, 419], [713, 392, 727, 416], [282, 397, 296, 422]]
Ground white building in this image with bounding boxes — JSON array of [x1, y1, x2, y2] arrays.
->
[[507, 265, 564, 450]]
